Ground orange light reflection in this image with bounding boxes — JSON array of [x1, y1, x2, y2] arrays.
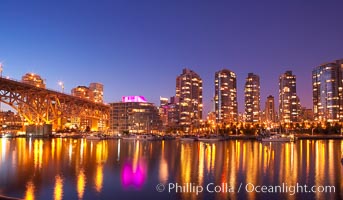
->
[[53, 175, 63, 200]]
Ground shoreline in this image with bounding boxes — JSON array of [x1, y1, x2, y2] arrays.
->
[[295, 134, 343, 140], [2, 134, 343, 141], [224, 134, 343, 140]]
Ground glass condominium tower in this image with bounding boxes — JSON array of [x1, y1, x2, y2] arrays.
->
[[312, 59, 343, 122], [244, 73, 260, 123], [279, 71, 299, 123], [215, 69, 238, 123], [265, 95, 276, 123], [176, 68, 203, 132]]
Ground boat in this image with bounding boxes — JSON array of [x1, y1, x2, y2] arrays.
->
[[85, 133, 107, 140], [121, 134, 138, 140], [58, 132, 83, 138], [261, 134, 295, 142], [1, 131, 17, 138], [106, 134, 121, 139], [121, 134, 161, 141], [179, 135, 197, 141], [85, 134, 103, 140], [136, 134, 161, 141], [68, 132, 84, 139], [162, 134, 176, 140], [198, 135, 222, 142]]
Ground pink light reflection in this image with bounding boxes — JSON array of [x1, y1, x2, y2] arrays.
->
[[121, 160, 146, 189]]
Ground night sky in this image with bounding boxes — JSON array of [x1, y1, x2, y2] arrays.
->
[[1, 1, 343, 116]]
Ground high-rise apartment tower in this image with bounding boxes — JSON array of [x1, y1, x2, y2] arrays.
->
[[214, 69, 238, 123], [279, 71, 300, 123], [312, 59, 343, 122], [244, 73, 260, 123], [176, 68, 203, 132]]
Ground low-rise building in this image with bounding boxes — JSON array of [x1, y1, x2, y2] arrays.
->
[[71, 82, 104, 103], [21, 73, 46, 88], [109, 96, 162, 134], [0, 110, 23, 133]]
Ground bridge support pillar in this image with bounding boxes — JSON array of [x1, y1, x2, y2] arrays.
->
[[25, 124, 52, 137]]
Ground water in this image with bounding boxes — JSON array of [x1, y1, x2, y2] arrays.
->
[[0, 138, 342, 200]]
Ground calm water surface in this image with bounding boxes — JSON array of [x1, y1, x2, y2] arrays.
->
[[0, 138, 342, 200]]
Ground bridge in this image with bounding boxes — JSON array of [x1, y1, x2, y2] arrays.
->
[[0, 77, 110, 133]]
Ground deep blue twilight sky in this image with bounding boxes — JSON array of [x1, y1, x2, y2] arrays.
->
[[1, 1, 343, 115]]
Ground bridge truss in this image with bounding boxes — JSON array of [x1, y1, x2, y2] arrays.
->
[[0, 77, 110, 131]]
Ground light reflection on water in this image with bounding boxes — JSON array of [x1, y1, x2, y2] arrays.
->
[[0, 138, 341, 200], [77, 168, 86, 200], [53, 175, 63, 200]]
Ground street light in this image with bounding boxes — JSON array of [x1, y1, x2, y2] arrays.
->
[[58, 81, 64, 93]]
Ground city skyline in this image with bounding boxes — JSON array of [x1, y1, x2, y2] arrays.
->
[[1, 1, 343, 115]]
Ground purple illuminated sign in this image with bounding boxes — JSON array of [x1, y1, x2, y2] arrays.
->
[[122, 96, 147, 103]]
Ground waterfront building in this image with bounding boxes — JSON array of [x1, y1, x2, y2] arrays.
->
[[0, 110, 23, 133], [312, 59, 343, 122], [238, 113, 244, 123], [214, 69, 238, 123], [109, 96, 162, 134], [159, 96, 169, 127], [71, 82, 104, 103], [21, 73, 46, 88], [70, 83, 104, 130], [89, 82, 104, 103], [206, 112, 216, 125], [299, 107, 314, 122], [158, 96, 180, 132], [176, 68, 203, 133], [265, 95, 276, 124], [279, 71, 300, 123], [260, 110, 266, 123], [244, 73, 260, 123], [167, 96, 180, 130], [160, 97, 169, 106], [71, 86, 91, 100]]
